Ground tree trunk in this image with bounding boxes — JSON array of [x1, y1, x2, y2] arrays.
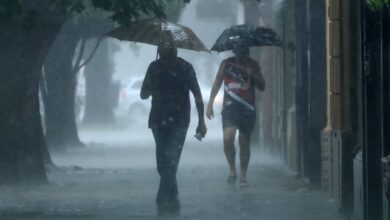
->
[[0, 20, 63, 185], [83, 40, 117, 126], [43, 24, 84, 150], [43, 16, 114, 149], [39, 70, 55, 166]]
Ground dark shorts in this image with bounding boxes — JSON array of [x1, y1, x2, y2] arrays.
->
[[222, 105, 256, 138]]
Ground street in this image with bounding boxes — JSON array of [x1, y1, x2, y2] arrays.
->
[[0, 123, 343, 220]]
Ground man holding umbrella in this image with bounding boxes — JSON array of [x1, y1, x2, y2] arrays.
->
[[106, 19, 209, 215], [141, 37, 207, 215], [206, 25, 281, 186]]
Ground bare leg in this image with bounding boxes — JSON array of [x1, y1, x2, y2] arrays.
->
[[223, 127, 237, 178], [239, 132, 251, 183]]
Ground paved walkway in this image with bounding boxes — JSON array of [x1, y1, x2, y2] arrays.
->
[[0, 127, 343, 220]]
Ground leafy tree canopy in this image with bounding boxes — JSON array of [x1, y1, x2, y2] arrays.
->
[[0, 0, 191, 29], [366, 0, 389, 11]]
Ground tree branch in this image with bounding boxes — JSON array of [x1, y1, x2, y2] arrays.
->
[[73, 37, 103, 74], [72, 39, 87, 74]]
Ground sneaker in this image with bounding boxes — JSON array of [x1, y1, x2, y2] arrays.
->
[[157, 199, 180, 216], [239, 178, 249, 187], [227, 175, 237, 183]]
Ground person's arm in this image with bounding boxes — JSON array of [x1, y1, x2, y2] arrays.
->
[[248, 62, 265, 91], [188, 65, 207, 137], [140, 64, 153, 99], [206, 61, 226, 120]]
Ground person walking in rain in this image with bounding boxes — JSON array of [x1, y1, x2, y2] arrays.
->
[[206, 43, 265, 187], [140, 40, 207, 215]]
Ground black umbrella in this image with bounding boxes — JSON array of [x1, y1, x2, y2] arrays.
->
[[105, 18, 209, 52], [211, 24, 283, 52]]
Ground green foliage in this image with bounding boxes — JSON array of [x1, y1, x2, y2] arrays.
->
[[366, 0, 389, 11], [91, 0, 166, 26], [240, 0, 262, 2], [48, 0, 86, 14], [0, 0, 190, 28], [164, 0, 188, 21], [21, 8, 39, 30], [0, 0, 22, 21]]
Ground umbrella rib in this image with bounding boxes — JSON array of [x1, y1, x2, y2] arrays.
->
[[105, 19, 209, 52]]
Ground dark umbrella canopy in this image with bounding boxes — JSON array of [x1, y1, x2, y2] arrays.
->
[[211, 24, 283, 52], [105, 19, 209, 52]]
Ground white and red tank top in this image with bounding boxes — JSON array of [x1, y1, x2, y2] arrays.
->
[[223, 57, 256, 111]]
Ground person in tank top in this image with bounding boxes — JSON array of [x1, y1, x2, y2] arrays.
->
[[206, 44, 265, 186]]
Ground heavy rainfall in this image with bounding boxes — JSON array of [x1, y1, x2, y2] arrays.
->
[[0, 0, 386, 220]]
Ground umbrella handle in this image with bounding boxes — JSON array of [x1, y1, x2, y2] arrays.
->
[[155, 48, 159, 60]]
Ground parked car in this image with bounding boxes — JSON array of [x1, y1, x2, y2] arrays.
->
[[115, 77, 224, 124], [194, 86, 223, 116], [115, 77, 150, 123]]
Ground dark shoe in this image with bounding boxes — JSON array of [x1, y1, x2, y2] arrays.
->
[[168, 199, 181, 215], [239, 179, 249, 187], [227, 175, 237, 183], [157, 199, 180, 216]]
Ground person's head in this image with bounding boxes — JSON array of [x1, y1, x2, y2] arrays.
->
[[158, 30, 177, 59], [158, 41, 177, 59], [232, 43, 249, 58]]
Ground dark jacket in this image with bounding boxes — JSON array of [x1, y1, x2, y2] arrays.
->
[[141, 57, 201, 128]]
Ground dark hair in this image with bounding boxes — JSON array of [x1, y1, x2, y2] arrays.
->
[[158, 42, 177, 58], [232, 43, 249, 56]]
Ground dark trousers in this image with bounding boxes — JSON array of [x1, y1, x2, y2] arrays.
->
[[152, 126, 188, 204]]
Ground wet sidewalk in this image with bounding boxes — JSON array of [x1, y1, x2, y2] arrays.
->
[[0, 128, 343, 220]]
